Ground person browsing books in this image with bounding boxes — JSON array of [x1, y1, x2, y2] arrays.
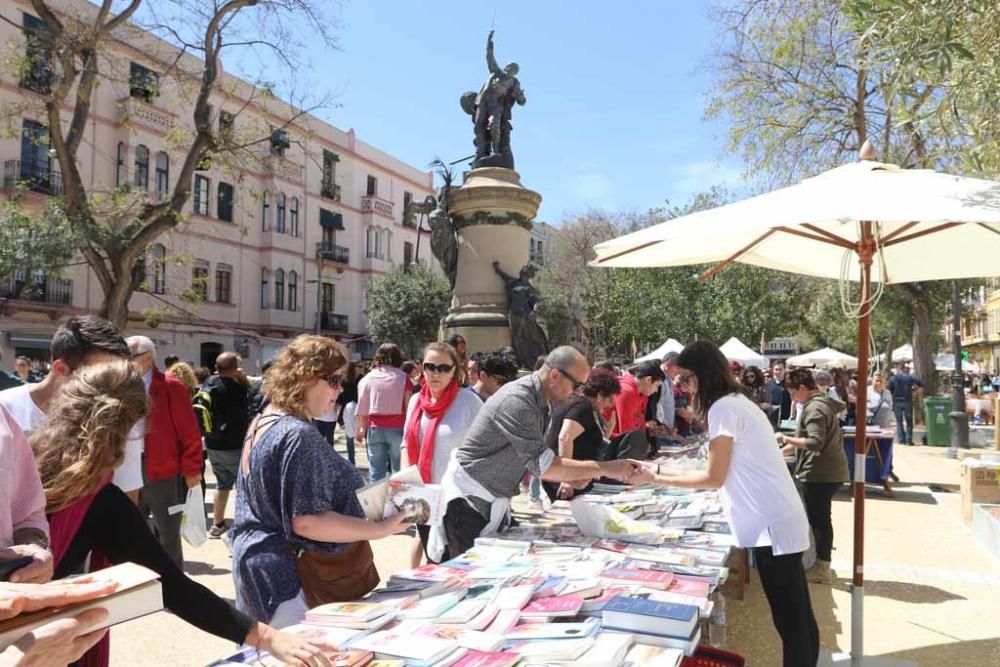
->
[[630, 341, 818, 667], [231, 336, 409, 629], [776, 368, 850, 585], [438, 346, 642, 560], [402, 342, 483, 566], [542, 367, 622, 502], [31, 359, 337, 666]]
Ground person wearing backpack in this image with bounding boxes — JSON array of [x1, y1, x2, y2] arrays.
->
[[194, 352, 250, 538]]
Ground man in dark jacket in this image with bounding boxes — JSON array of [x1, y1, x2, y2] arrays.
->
[[887, 363, 923, 445], [765, 360, 793, 429], [194, 352, 250, 537]]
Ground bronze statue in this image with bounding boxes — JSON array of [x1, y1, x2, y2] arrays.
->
[[406, 162, 459, 289], [493, 261, 548, 369], [461, 30, 526, 170]]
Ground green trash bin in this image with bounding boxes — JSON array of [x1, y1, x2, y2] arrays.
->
[[924, 397, 951, 446]]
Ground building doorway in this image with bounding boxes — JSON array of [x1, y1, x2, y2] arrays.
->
[[200, 342, 223, 372]]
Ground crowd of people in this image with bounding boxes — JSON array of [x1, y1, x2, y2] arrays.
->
[[0, 317, 943, 667]]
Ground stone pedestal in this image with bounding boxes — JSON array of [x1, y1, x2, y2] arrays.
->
[[442, 167, 542, 355]]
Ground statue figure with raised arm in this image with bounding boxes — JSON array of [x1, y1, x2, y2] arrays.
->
[[492, 261, 548, 368], [460, 30, 526, 169]]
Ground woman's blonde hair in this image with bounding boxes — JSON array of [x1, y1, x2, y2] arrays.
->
[[266, 335, 347, 415], [32, 359, 148, 512], [166, 361, 197, 391]]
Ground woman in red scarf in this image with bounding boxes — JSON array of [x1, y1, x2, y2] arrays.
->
[[32, 360, 337, 666], [403, 342, 483, 567]]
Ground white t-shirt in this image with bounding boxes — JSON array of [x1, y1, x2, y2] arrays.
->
[[0, 384, 145, 493], [0, 385, 46, 436], [405, 389, 483, 484], [708, 393, 809, 555]]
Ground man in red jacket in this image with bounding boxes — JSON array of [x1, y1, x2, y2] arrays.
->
[[127, 335, 203, 568], [613, 360, 666, 437]]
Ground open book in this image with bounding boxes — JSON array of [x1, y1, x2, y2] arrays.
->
[[0, 562, 163, 650], [356, 466, 423, 520], [383, 481, 446, 526]]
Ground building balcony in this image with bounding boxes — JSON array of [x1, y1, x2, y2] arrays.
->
[[321, 180, 341, 202], [116, 96, 175, 131], [317, 311, 349, 333], [0, 275, 72, 305], [3, 160, 63, 196], [361, 194, 394, 219], [260, 154, 305, 185], [316, 242, 350, 266]]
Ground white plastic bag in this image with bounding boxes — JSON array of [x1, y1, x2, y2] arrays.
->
[[180, 486, 208, 548]]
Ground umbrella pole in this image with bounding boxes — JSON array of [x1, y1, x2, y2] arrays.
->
[[851, 223, 874, 664]]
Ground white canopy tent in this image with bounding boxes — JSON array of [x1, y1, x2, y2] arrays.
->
[[786, 347, 859, 370], [935, 353, 981, 373], [592, 150, 1000, 662], [890, 343, 913, 363], [719, 337, 768, 367], [634, 338, 684, 364]]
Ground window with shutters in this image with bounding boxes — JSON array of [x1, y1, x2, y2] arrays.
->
[[192, 260, 209, 301], [215, 264, 232, 304], [217, 182, 234, 222], [288, 271, 298, 311], [289, 197, 299, 237], [134, 145, 149, 189], [155, 152, 169, 199], [275, 193, 286, 233], [274, 268, 285, 310], [260, 268, 269, 309], [193, 175, 210, 215]]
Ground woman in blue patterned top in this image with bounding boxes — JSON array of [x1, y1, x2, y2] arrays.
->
[[231, 335, 409, 627]]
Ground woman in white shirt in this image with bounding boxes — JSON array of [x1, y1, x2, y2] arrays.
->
[[634, 341, 818, 667], [402, 342, 482, 566]]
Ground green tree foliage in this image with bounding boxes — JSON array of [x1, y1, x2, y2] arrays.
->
[[365, 263, 451, 358], [0, 198, 77, 283]]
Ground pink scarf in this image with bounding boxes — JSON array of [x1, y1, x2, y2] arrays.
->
[[404, 380, 460, 482], [49, 480, 112, 667]]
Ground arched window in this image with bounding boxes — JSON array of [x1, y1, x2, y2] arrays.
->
[[116, 142, 127, 187], [155, 151, 169, 199], [261, 192, 270, 231], [260, 268, 269, 309], [147, 243, 165, 294], [275, 193, 286, 234], [288, 270, 298, 311], [274, 268, 285, 310], [289, 197, 299, 237], [134, 144, 149, 189]]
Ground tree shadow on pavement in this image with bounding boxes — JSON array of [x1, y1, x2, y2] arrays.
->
[[879, 637, 1000, 665], [831, 578, 965, 604], [183, 560, 232, 576]]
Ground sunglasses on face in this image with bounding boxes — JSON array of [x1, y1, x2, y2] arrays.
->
[[321, 374, 344, 388], [556, 367, 586, 392], [423, 362, 454, 375]]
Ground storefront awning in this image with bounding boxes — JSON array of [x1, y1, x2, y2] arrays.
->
[[8, 333, 52, 350]]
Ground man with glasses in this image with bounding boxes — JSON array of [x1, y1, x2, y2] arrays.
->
[[466, 352, 518, 402], [436, 346, 641, 560], [127, 336, 203, 569]]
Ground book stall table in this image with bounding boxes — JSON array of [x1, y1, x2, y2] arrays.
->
[[842, 427, 894, 496], [209, 476, 748, 666]]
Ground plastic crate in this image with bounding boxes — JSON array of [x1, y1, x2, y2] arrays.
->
[[681, 646, 747, 667]]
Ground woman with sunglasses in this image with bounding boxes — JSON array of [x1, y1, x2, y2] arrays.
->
[[632, 341, 817, 667], [402, 343, 483, 566], [231, 336, 409, 628]]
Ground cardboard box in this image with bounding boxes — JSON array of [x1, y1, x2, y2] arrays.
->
[[960, 461, 1000, 524]]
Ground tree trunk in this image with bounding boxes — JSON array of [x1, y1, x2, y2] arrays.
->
[[911, 299, 937, 394], [99, 276, 133, 332]]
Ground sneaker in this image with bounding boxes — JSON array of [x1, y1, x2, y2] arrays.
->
[[806, 560, 834, 584], [209, 521, 228, 539]]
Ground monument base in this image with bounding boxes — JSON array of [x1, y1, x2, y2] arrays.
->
[[442, 306, 511, 355]]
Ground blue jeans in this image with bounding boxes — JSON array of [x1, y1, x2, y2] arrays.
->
[[893, 402, 914, 444], [367, 426, 403, 481], [345, 437, 356, 466]]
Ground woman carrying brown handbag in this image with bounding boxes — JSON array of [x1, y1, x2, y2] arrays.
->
[[231, 335, 409, 628]]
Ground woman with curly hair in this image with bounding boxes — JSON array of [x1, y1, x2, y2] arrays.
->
[[231, 335, 410, 628], [542, 367, 622, 501], [165, 361, 198, 397], [32, 359, 337, 666]]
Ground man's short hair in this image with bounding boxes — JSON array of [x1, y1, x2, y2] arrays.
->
[[632, 359, 666, 381], [786, 368, 817, 390], [51, 316, 129, 370], [126, 335, 157, 359], [480, 353, 518, 382], [662, 351, 680, 365], [544, 346, 586, 373], [814, 370, 833, 385], [164, 354, 180, 369], [216, 352, 240, 373], [771, 359, 785, 369]]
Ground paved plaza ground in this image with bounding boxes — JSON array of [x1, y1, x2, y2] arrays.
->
[[108, 436, 1000, 666]]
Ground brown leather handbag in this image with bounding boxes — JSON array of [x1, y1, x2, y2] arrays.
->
[[292, 540, 380, 608]]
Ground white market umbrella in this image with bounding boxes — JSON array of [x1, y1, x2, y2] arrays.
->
[[634, 338, 684, 364], [890, 343, 914, 363], [592, 146, 1000, 662], [935, 353, 981, 373], [787, 347, 859, 370], [719, 337, 768, 367]]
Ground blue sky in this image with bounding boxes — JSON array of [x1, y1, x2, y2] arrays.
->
[[230, 1, 744, 223]]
